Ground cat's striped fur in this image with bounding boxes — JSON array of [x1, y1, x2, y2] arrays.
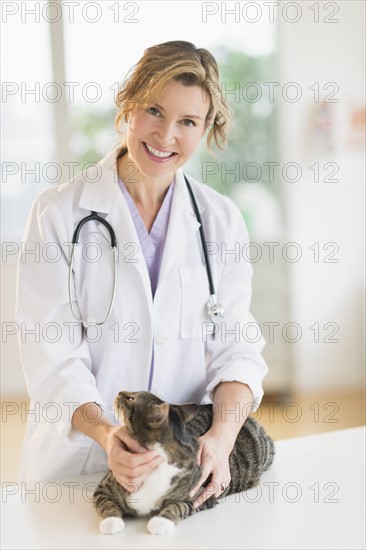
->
[[93, 391, 275, 534]]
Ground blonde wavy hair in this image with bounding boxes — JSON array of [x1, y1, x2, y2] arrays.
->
[[115, 41, 234, 155]]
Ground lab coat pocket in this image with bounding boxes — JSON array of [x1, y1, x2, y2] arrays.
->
[[180, 266, 208, 339]]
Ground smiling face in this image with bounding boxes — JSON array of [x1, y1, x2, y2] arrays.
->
[[122, 80, 211, 186]]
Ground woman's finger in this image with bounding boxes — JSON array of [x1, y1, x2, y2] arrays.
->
[[114, 474, 144, 493], [193, 476, 230, 508], [120, 447, 161, 467], [114, 459, 162, 493], [189, 464, 211, 497], [113, 427, 148, 454], [112, 452, 163, 479], [109, 435, 160, 469]]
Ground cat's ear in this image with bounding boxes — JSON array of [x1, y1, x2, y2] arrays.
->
[[146, 402, 170, 428], [174, 403, 199, 423]]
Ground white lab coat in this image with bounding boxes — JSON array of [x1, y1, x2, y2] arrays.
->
[[15, 143, 269, 482]]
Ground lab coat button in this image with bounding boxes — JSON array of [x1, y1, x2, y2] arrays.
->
[[155, 334, 167, 345]]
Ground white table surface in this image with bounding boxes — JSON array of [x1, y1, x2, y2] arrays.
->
[[1, 426, 365, 550]]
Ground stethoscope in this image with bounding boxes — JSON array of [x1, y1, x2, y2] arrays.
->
[[68, 174, 224, 335]]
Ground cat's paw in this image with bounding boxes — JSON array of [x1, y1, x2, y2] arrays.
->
[[147, 516, 175, 535], [99, 516, 125, 535]]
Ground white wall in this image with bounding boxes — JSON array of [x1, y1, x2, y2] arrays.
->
[[277, 2, 365, 392], [1, 260, 27, 395]]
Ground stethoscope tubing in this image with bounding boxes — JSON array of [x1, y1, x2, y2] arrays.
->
[[184, 176, 224, 324], [68, 211, 118, 327], [67, 175, 224, 329]]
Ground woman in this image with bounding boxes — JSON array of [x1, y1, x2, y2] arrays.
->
[[16, 41, 268, 508]]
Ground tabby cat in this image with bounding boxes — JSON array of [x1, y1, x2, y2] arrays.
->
[[93, 390, 275, 535]]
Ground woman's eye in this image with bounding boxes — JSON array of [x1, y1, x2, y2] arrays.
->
[[182, 119, 196, 127], [147, 107, 160, 116]]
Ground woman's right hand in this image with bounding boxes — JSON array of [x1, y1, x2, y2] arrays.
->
[[71, 403, 161, 491], [104, 425, 163, 492]]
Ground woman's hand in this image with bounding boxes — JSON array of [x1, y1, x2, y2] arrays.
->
[[188, 382, 254, 507], [189, 431, 232, 508], [104, 425, 163, 492], [71, 403, 163, 492]]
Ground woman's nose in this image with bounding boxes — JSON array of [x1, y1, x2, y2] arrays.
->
[[155, 120, 177, 147]]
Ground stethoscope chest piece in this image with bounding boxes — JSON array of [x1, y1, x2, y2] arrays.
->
[[207, 294, 225, 324]]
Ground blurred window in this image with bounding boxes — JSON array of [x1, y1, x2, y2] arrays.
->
[[2, 11, 55, 243], [2, 1, 277, 244]]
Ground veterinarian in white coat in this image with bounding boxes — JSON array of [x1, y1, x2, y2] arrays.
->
[[16, 41, 269, 502]]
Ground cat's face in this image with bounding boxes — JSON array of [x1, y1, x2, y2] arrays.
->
[[115, 391, 169, 433], [114, 391, 198, 445]]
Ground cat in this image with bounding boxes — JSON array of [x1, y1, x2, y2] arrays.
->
[[93, 390, 275, 535]]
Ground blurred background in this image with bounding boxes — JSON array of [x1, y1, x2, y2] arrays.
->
[[1, 1, 365, 479]]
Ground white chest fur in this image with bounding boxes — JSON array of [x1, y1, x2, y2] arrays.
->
[[128, 444, 181, 516]]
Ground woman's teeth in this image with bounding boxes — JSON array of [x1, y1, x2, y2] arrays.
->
[[144, 142, 175, 158]]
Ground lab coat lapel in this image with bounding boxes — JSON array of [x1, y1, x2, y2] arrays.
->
[[78, 144, 153, 307], [157, 168, 203, 288]]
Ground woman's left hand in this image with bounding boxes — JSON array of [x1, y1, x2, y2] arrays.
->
[[189, 431, 232, 508]]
